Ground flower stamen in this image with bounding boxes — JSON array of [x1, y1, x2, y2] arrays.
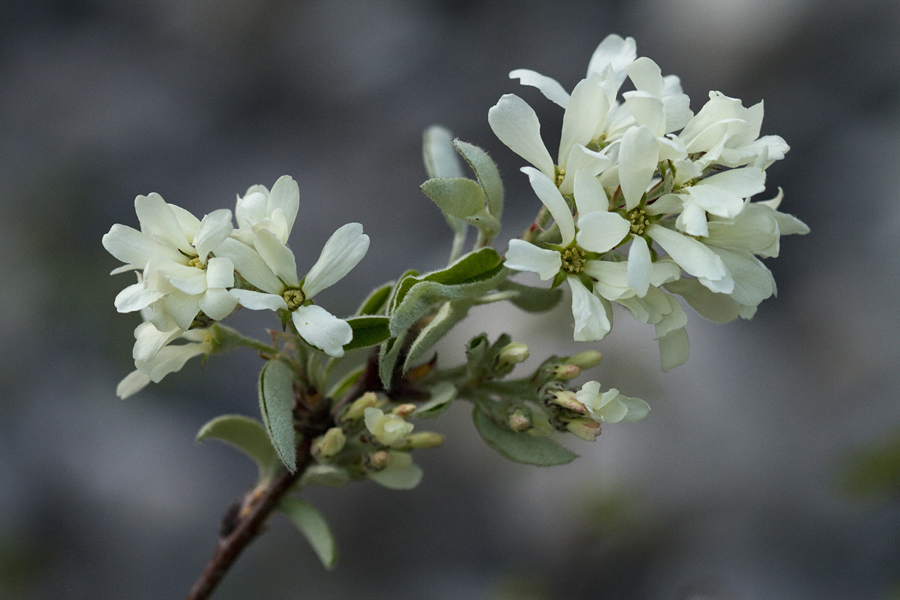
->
[[187, 257, 205, 269], [560, 247, 586, 274], [627, 208, 648, 236], [282, 288, 306, 311]]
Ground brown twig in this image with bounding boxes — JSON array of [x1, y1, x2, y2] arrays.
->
[[185, 439, 313, 600]]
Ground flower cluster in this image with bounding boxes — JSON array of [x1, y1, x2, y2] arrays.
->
[[491, 34, 809, 370], [102, 176, 369, 397]]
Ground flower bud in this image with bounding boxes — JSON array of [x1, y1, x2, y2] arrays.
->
[[497, 343, 530, 367], [551, 364, 581, 381], [405, 432, 445, 449], [341, 391, 378, 422], [565, 350, 603, 369], [506, 408, 532, 432], [547, 390, 587, 415], [391, 403, 417, 419], [364, 407, 414, 447], [311, 427, 346, 459], [363, 450, 392, 472], [566, 418, 602, 441]]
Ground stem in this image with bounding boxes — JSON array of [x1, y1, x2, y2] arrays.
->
[[185, 439, 313, 600]]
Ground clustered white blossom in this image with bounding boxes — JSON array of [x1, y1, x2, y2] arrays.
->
[[102, 176, 369, 397], [491, 34, 809, 372]]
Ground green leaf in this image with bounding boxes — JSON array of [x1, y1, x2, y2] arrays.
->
[[299, 465, 351, 488], [279, 497, 338, 569], [326, 364, 365, 401], [196, 415, 279, 481], [389, 248, 505, 336], [453, 139, 504, 220], [420, 177, 485, 219], [495, 280, 564, 312], [258, 360, 297, 472], [472, 407, 578, 466], [403, 299, 472, 373], [378, 331, 407, 390], [423, 125, 464, 179], [463, 209, 502, 243], [367, 452, 423, 490], [356, 283, 394, 316], [414, 381, 457, 419], [343, 316, 391, 351]]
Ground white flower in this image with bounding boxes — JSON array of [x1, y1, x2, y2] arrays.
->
[[217, 222, 369, 357], [234, 175, 300, 245], [363, 407, 414, 448], [116, 329, 214, 399], [575, 381, 650, 423]]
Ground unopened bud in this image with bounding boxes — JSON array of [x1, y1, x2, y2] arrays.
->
[[391, 403, 417, 418], [497, 342, 530, 367], [507, 408, 531, 432], [565, 350, 603, 369], [364, 450, 392, 472], [406, 432, 445, 449], [342, 392, 378, 422], [551, 364, 581, 381], [311, 427, 346, 459], [566, 418, 602, 441], [547, 390, 587, 415]]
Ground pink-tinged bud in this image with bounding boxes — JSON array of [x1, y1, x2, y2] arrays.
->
[[497, 342, 530, 367], [552, 364, 581, 381], [507, 408, 532, 432], [566, 418, 602, 441], [364, 450, 392, 472], [311, 427, 346, 459], [406, 432, 445, 449], [565, 350, 603, 369], [391, 403, 417, 418], [342, 392, 378, 422], [548, 390, 587, 414]]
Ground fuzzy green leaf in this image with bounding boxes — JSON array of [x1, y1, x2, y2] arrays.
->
[[389, 248, 504, 336], [496, 280, 564, 312], [453, 139, 504, 220], [420, 177, 485, 219], [196, 415, 278, 481], [258, 360, 297, 472], [403, 300, 472, 373], [414, 381, 457, 419], [356, 283, 394, 316], [279, 497, 338, 569], [343, 316, 391, 351], [472, 407, 578, 466], [378, 330, 407, 390]]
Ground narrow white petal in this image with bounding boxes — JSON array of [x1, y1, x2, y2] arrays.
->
[[505, 240, 561, 280], [135, 193, 193, 253], [293, 305, 353, 357], [561, 147, 612, 196], [215, 238, 282, 294], [167, 271, 208, 295], [194, 209, 234, 262], [199, 288, 239, 320], [522, 167, 575, 246], [618, 126, 659, 210], [627, 236, 651, 297], [138, 342, 208, 383], [627, 57, 664, 96], [302, 223, 369, 298], [697, 167, 766, 199], [587, 34, 637, 86], [254, 229, 299, 287], [133, 321, 183, 362], [488, 94, 555, 178], [647, 224, 732, 292], [709, 246, 775, 307], [568, 276, 611, 341], [103, 224, 185, 267], [573, 169, 610, 214], [205, 257, 235, 289], [658, 327, 689, 372], [576, 211, 630, 253], [117, 370, 151, 399], [267, 175, 300, 236], [686, 185, 743, 219], [161, 292, 202, 330], [114, 282, 163, 313], [230, 289, 288, 311], [675, 196, 710, 237], [559, 75, 607, 167], [510, 69, 570, 108]]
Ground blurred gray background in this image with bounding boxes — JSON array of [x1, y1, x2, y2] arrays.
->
[[2, 0, 899, 598]]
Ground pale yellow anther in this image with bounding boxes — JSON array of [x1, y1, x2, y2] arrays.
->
[[282, 288, 305, 311], [627, 208, 648, 235], [560, 247, 587, 274]]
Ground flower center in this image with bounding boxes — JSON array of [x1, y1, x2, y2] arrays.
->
[[627, 208, 648, 235], [282, 288, 306, 311], [187, 256, 205, 269], [560, 247, 586, 274], [554, 167, 566, 187]]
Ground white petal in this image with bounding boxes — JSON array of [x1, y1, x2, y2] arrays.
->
[[117, 370, 151, 399], [254, 229, 299, 287], [559, 75, 608, 167], [114, 281, 163, 313], [488, 94, 555, 178], [103, 224, 184, 267], [132, 321, 183, 362], [510, 69, 569, 108], [675, 196, 710, 237], [573, 169, 610, 214], [134, 193, 193, 254], [627, 235, 651, 297], [576, 211, 630, 253], [205, 257, 235, 289], [505, 240, 561, 280], [708, 246, 775, 307], [561, 148, 612, 196], [647, 224, 733, 292], [568, 276, 611, 342], [686, 186, 743, 219], [194, 209, 234, 262], [292, 305, 353, 358], [167, 271, 208, 295], [199, 288, 239, 320], [583, 259, 632, 301], [267, 175, 300, 238], [522, 167, 575, 246], [302, 223, 369, 298], [618, 126, 659, 210], [623, 91, 665, 135], [697, 167, 766, 199], [161, 291, 202, 330], [215, 238, 282, 294], [586, 34, 637, 87], [658, 327, 689, 372], [626, 57, 664, 97], [230, 289, 288, 311], [137, 342, 208, 383]]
